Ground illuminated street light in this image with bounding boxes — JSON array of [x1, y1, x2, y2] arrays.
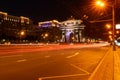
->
[[45, 33, 48, 37], [109, 35, 112, 39], [20, 31, 25, 43], [96, 0, 116, 51], [43, 33, 49, 39], [116, 30, 119, 34], [109, 35, 113, 41], [20, 31, 25, 36], [96, 0, 105, 7], [108, 31, 112, 34], [106, 24, 111, 29]]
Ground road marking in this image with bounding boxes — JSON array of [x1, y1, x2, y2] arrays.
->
[[38, 73, 89, 80], [0, 55, 23, 58], [16, 59, 27, 62], [70, 63, 90, 75], [44, 56, 50, 58], [66, 52, 79, 58]]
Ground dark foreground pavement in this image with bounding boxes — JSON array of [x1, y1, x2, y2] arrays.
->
[[0, 45, 110, 80], [1, 44, 120, 80]]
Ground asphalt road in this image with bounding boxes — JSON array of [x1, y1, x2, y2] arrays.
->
[[0, 44, 110, 80]]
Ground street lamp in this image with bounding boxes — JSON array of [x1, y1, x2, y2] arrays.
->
[[45, 33, 48, 37], [112, 2, 116, 51], [96, 0, 105, 7], [20, 31, 25, 43], [20, 31, 25, 36], [108, 31, 112, 35], [96, 0, 116, 51], [106, 24, 111, 29], [116, 30, 119, 34]]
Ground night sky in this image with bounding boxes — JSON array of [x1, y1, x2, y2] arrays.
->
[[0, 0, 120, 24], [0, 0, 91, 24]]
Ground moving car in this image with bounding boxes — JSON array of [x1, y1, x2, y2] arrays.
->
[[116, 37, 120, 47]]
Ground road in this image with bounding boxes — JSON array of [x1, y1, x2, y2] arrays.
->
[[0, 44, 110, 80]]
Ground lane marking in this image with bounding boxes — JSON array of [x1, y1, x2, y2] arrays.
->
[[44, 56, 50, 58], [0, 55, 23, 58], [16, 59, 27, 62], [66, 52, 79, 58], [38, 73, 89, 80], [70, 63, 90, 75]]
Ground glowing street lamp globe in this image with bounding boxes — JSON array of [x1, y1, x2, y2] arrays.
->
[[20, 31, 25, 36], [96, 0, 105, 7], [106, 24, 111, 29]]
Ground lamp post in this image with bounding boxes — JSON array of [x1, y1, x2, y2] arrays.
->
[[96, 0, 116, 51], [20, 31, 25, 43], [112, 2, 116, 51]]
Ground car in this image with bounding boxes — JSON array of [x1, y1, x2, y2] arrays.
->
[[116, 38, 120, 47]]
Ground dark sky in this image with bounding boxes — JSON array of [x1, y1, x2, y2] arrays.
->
[[0, 0, 120, 24], [0, 0, 89, 24]]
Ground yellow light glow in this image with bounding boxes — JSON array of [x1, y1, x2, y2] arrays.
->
[[109, 35, 112, 38], [20, 31, 25, 36], [96, 0, 105, 7], [100, 3, 105, 7], [108, 31, 112, 34], [96, 1, 101, 5], [116, 31, 119, 34], [45, 33, 48, 37], [72, 37, 74, 40], [106, 24, 111, 29]]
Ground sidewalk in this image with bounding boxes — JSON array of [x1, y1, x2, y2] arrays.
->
[[88, 46, 120, 80], [114, 47, 120, 80]]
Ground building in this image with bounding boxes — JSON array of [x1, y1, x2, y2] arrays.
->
[[0, 11, 33, 43], [60, 18, 85, 43], [38, 20, 61, 43], [38, 20, 61, 28]]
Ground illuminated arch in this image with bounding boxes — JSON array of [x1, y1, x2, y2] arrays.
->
[[60, 19, 85, 43]]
